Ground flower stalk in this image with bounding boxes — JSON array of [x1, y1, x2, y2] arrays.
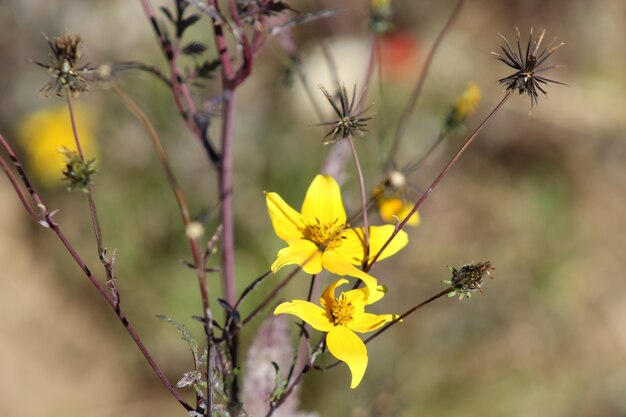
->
[[366, 92, 512, 272]]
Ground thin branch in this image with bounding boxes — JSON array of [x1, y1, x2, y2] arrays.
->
[[111, 83, 213, 413], [348, 138, 370, 264], [0, 134, 192, 412], [241, 266, 301, 327], [366, 92, 512, 272]]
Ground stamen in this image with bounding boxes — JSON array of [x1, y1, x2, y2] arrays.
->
[[331, 294, 355, 325]]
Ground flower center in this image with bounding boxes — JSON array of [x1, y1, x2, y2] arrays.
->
[[330, 294, 355, 326], [302, 218, 347, 251]]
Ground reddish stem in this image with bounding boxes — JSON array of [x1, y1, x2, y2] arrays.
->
[[0, 134, 192, 412], [366, 92, 512, 271]]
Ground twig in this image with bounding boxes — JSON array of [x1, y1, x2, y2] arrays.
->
[[65, 95, 116, 291], [240, 266, 302, 327], [0, 134, 192, 412], [348, 138, 370, 264]]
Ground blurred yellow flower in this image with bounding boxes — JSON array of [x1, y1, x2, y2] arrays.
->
[[266, 175, 409, 302], [453, 82, 481, 122], [274, 278, 396, 388], [378, 196, 420, 226], [17, 104, 97, 185], [373, 171, 420, 227], [370, 0, 391, 9]]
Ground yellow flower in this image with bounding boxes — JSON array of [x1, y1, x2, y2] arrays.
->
[[17, 104, 97, 185], [378, 197, 420, 226], [274, 278, 396, 388], [373, 171, 420, 227], [266, 175, 408, 302], [453, 82, 481, 122]]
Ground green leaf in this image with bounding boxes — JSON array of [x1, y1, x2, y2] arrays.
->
[[156, 315, 198, 355]]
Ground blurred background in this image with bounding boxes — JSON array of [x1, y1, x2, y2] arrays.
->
[[1, 0, 626, 416]]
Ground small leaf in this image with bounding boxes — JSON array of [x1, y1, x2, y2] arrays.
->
[[178, 14, 202, 36], [196, 59, 220, 79], [160, 6, 175, 24], [182, 41, 208, 56], [156, 315, 198, 355], [177, 370, 202, 388]]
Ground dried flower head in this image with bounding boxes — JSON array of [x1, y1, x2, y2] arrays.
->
[[60, 147, 96, 192], [443, 261, 494, 300], [319, 85, 371, 144], [493, 28, 564, 107], [369, 0, 393, 34], [32, 32, 93, 97]]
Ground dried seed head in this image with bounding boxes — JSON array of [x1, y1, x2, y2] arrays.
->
[[443, 261, 495, 300], [32, 31, 94, 97], [318, 84, 372, 144], [493, 27, 565, 108]]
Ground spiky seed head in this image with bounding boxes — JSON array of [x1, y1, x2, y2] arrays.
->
[[318, 84, 372, 144], [493, 27, 565, 108], [444, 261, 495, 300], [32, 31, 94, 97]]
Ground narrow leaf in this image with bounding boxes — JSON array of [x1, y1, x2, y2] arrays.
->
[[182, 41, 208, 56], [156, 315, 198, 355], [178, 14, 202, 36], [160, 6, 175, 24]]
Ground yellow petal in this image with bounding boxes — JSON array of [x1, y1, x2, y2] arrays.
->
[[301, 175, 347, 225], [266, 192, 305, 242], [274, 300, 334, 332], [334, 225, 410, 265], [326, 326, 368, 389], [333, 228, 367, 265], [271, 240, 322, 274], [379, 197, 404, 222], [347, 312, 395, 333], [367, 225, 409, 263], [321, 278, 349, 310], [321, 251, 385, 304]]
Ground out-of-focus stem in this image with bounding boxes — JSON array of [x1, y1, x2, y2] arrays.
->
[[111, 83, 211, 318], [66, 95, 113, 284], [348, 138, 370, 263], [386, 0, 464, 169], [219, 90, 237, 308]]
